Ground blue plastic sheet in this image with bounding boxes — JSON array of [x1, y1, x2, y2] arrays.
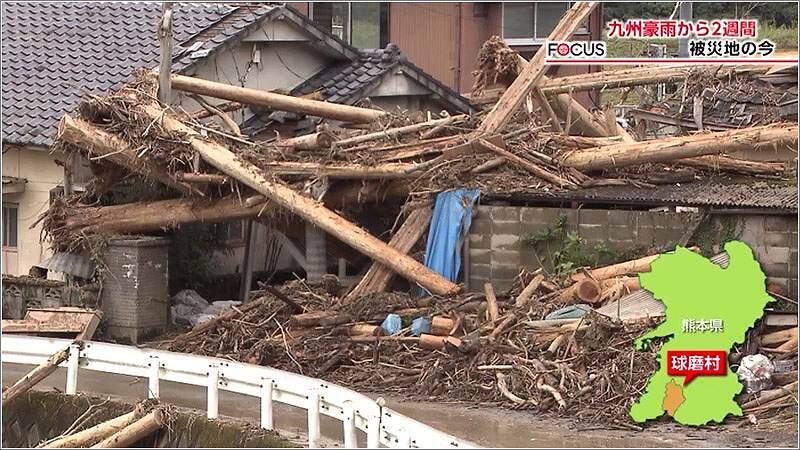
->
[[410, 317, 431, 336], [422, 188, 481, 290], [381, 314, 402, 335]]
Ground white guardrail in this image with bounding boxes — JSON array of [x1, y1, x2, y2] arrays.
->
[[1, 335, 478, 449]]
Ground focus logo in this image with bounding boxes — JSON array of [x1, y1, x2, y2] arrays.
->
[[546, 41, 607, 59]]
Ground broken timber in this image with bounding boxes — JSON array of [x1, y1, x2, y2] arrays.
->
[[345, 206, 433, 301], [2, 344, 71, 407], [135, 103, 458, 295], [169, 74, 384, 123], [476, 138, 578, 189], [560, 124, 799, 171], [57, 115, 201, 196], [478, 2, 598, 133], [335, 114, 468, 147]]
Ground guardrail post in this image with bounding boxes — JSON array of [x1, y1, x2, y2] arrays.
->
[[148, 356, 160, 399], [367, 413, 380, 449], [307, 390, 321, 448], [65, 342, 80, 395], [398, 428, 412, 448], [342, 400, 358, 448], [207, 365, 219, 419], [260, 378, 274, 430]]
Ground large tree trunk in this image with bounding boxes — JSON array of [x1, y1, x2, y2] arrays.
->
[[57, 116, 201, 196], [169, 74, 383, 123], [2, 345, 70, 407], [560, 124, 799, 171], [91, 409, 165, 448], [478, 2, 598, 133], [676, 155, 790, 175], [137, 103, 458, 296], [539, 63, 780, 94], [260, 161, 417, 179], [61, 195, 268, 235], [345, 206, 433, 301]]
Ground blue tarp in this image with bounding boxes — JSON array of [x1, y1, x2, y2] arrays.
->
[[422, 188, 480, 290]]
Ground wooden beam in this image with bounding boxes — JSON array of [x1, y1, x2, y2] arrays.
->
[[2, 345, 70, 406], [559, 124, 798, 171], [140, 102, 458, 295], [169, 74, 384, 123], [478, 2, 598, 133]]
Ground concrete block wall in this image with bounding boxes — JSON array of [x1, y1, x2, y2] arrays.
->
[[467, 206, 798, 298], [101, 237, 170, 343], [725, 215, 798, 299]]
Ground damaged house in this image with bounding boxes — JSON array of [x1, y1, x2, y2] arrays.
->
[[1, 0, 797, 432], [1, 2, 473, 286]]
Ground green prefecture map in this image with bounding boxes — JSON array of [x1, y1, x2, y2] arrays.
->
[[629, 241, 772, 425]]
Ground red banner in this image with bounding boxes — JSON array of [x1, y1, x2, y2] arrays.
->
[[666, 350, 727, 385]]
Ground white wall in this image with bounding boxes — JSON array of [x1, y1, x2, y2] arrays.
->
[[2, 146, 63, 276]]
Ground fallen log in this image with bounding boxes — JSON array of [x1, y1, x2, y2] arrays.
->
[[261, 161, 417, 179], [2, 344, 71, 406], [91, 408, 165, 448], [292, 307, 427, 328], [431, 317, 456, 336], [138, 102, 457, 295], [57, 115, 200, 196], [476, 138, 578, 188], [419, 334, 462, 350], [559, 124, 799, 171], [42, 411, 138, 448], [470, 156, 507, 174], [175, 295, 273, 342], [516, 274, 544, 307], [740, 381, 798, 410], [676, 155, 791, 176], [60, 195, 268, 235], [570, 249, 697, 283], [336, 114, 468, 147], [276, 131, 335, 151], [539, 63, 782, 94], [760, 328, 798, 346], [345, 206, 433, 301], [478, 2, 598, 133], [170, 74, 383, 123]]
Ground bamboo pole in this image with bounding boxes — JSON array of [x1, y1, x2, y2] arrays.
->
[[169, 74, 383, 123], [137, 102, 457, 295]]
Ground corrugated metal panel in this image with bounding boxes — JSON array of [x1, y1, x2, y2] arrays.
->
[[596, 252, 730, 321], [35, 252, 94, 279]]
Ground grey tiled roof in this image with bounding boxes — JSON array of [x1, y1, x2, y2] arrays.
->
[[1, 2, 277, 146], [491, 179, 798, 211], [292, 45, 404, 105], [292, 44, 473, 112]]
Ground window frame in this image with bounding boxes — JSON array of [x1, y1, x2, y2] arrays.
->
[[501, 2, 585, 46], [2, 203, 19, 250], [309, 2, 388, 49]]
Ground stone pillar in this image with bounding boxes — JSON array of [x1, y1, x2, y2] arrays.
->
[[100, 237, 169, 343], [305, 223, 327, 283]]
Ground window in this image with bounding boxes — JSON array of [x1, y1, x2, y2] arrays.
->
[[2, 204, 18, 249], [311, 2, 388, 49], [216, 220, 244, 244], [502, 2, 571, 44]]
